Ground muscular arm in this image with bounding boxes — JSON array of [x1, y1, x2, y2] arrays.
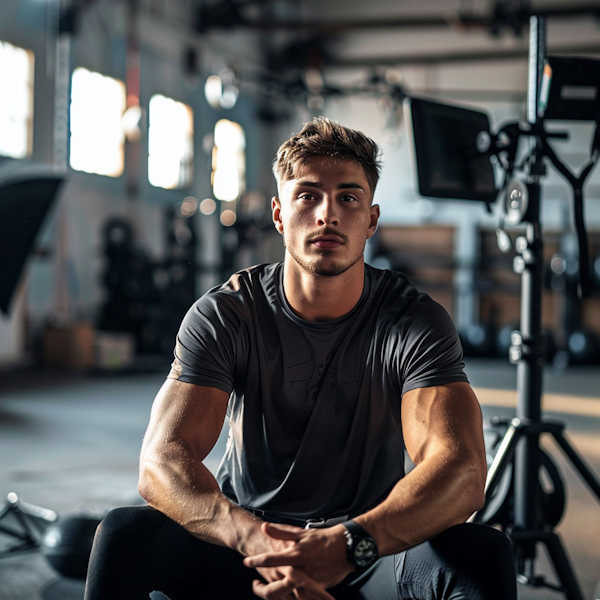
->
[[355, 381, 487, 554], [244, 381, 487, 597], [139, 378, 337, 599], [138, 378, 264, 555]]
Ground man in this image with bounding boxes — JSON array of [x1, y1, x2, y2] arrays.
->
[[85, 117, 516, 600]]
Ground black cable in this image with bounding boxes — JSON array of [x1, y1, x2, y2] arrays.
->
[[542, 138, 598, 298]]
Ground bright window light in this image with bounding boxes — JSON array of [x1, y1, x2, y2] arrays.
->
[[69, 67, 126, 177], [0, 40, 34, 159], [212, 119, 245, 202], [148, 94, 194, 189]]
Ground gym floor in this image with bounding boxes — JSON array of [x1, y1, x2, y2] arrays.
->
[[0, 359, 599, 599]]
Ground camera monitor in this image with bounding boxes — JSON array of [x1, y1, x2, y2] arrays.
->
[[539, 56, 600, 121], [405, 97, 497, 205]]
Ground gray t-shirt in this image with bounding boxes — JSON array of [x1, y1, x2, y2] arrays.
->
[[169, 262, 468, 520]]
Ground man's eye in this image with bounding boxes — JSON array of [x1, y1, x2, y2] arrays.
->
[[340, 195, 357, 203], [299, 193, 315, 201]]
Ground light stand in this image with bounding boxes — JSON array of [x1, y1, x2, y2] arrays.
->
[[0, 493, 58, 557], [472, 16, 600, 600]]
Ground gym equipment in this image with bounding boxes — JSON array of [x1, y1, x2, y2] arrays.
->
[[497, 323, 556, 363], [0, 170, 64, 315], [547, 230, 600, 366], [459, 322, 496, 358], [565, 328, 600, 365], [0, 492, 58, 556], [42, 514, 103, 580], [406, 17, 600, 598], [97, 201, 199, 356]]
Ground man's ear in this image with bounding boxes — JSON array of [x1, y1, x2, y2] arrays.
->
[[367, 204, 380, 239], [272, 196, 284, 235]]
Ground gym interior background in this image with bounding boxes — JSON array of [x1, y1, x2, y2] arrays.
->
[[1, 0, 600, 598]]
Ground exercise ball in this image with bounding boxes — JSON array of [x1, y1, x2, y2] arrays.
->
[[42, 515, 103, 580]]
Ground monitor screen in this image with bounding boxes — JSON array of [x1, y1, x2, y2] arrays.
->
[[405, 97, 497, 204]]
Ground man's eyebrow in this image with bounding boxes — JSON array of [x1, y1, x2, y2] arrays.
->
[[297, 180, 322, 188], [338, 182, 365, 191], [296, 180, 365, 191]]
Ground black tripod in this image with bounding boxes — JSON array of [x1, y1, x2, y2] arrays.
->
[[0, 492, 58, 556], [472, 16, 600, 600]]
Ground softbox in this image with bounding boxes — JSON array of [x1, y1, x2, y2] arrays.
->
[[0, 171, 64, 315]]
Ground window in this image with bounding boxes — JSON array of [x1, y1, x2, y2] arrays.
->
[[148, 94, 194, 189], [212, 119, 245, 202], [69, 67, 126, 177], [0, 40, 34, 159]]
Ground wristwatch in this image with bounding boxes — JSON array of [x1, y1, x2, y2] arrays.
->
[[341, 520, 379, 570]]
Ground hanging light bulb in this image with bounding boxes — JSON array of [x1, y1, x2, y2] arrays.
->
[[205, 75, 223, 109]]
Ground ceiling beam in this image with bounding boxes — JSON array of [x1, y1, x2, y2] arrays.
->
[[204, 3, 600, 32], [326, 44, 600, 68]]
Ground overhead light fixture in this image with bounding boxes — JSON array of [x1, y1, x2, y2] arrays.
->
[[204, 75, 223, 109], [204, 66, 239, 110]]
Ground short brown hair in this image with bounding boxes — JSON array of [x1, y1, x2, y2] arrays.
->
[[273, 117, 382, 195]]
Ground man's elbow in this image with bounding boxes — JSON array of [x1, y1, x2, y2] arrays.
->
[[137, 466, 152, 503], [137, 452, 160, 504], [467, 484, 486, 515], [464, 457, 487, 515]]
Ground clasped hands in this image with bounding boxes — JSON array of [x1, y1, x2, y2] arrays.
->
[[243, 521, 353, 600]]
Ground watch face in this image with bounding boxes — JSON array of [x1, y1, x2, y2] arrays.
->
[[354, 538, 378, 567]]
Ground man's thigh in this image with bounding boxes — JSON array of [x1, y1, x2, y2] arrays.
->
[[395, 523, 516, 600], [85, 506, 257, 600]]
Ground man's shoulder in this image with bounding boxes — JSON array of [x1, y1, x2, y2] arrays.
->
[[365, 264, 419, 305], [204, 263, 280, 298], [191, 263, 280, 319], [364, 264, 454, 326]]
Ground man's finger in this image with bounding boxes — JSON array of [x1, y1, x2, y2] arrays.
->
[[244, 549, 300, 569], [251, 577, 296, 599], [251, 574, 335, 600], [262, 521, 305, 540]]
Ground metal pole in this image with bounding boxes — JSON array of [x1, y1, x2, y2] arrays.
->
[[512, 15, 546, 579]]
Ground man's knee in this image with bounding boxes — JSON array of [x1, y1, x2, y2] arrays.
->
[[400, 524, 516, 600], [91, 506, 164, 560], [431, 523, 516, 599], [431, 523, 513, 568]]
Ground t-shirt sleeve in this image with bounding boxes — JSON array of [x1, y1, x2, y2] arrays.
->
[[399, 294, 468, 396], [168, 291, 244, 393]]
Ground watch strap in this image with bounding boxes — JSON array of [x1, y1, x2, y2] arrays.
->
[[341, 519, 369, 536]]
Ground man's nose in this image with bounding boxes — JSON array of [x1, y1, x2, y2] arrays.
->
[[315, 198, 340, 227]]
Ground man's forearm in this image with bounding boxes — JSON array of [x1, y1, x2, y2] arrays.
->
[[355, 450, 485, 556], [138, 441, 263, 555]]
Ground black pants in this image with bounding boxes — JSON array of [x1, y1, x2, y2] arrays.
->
[[84, 506, 517, 600]]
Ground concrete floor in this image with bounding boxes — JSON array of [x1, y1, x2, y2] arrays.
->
[[0, 359, 599, 599]]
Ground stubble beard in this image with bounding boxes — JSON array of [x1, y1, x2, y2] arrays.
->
[[283, 235, 362, 277]]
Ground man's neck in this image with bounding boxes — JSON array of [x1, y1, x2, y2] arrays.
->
[[282, 257, 366, 322]]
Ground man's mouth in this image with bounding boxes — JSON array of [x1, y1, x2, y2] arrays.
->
[[308, 231, 346, 249], [309, 235, 344, 249]]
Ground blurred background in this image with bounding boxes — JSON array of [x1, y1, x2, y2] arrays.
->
[[1, 0, 600, 598]]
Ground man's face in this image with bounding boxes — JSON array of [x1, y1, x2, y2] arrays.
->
[[272, 157, 380, 277]]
